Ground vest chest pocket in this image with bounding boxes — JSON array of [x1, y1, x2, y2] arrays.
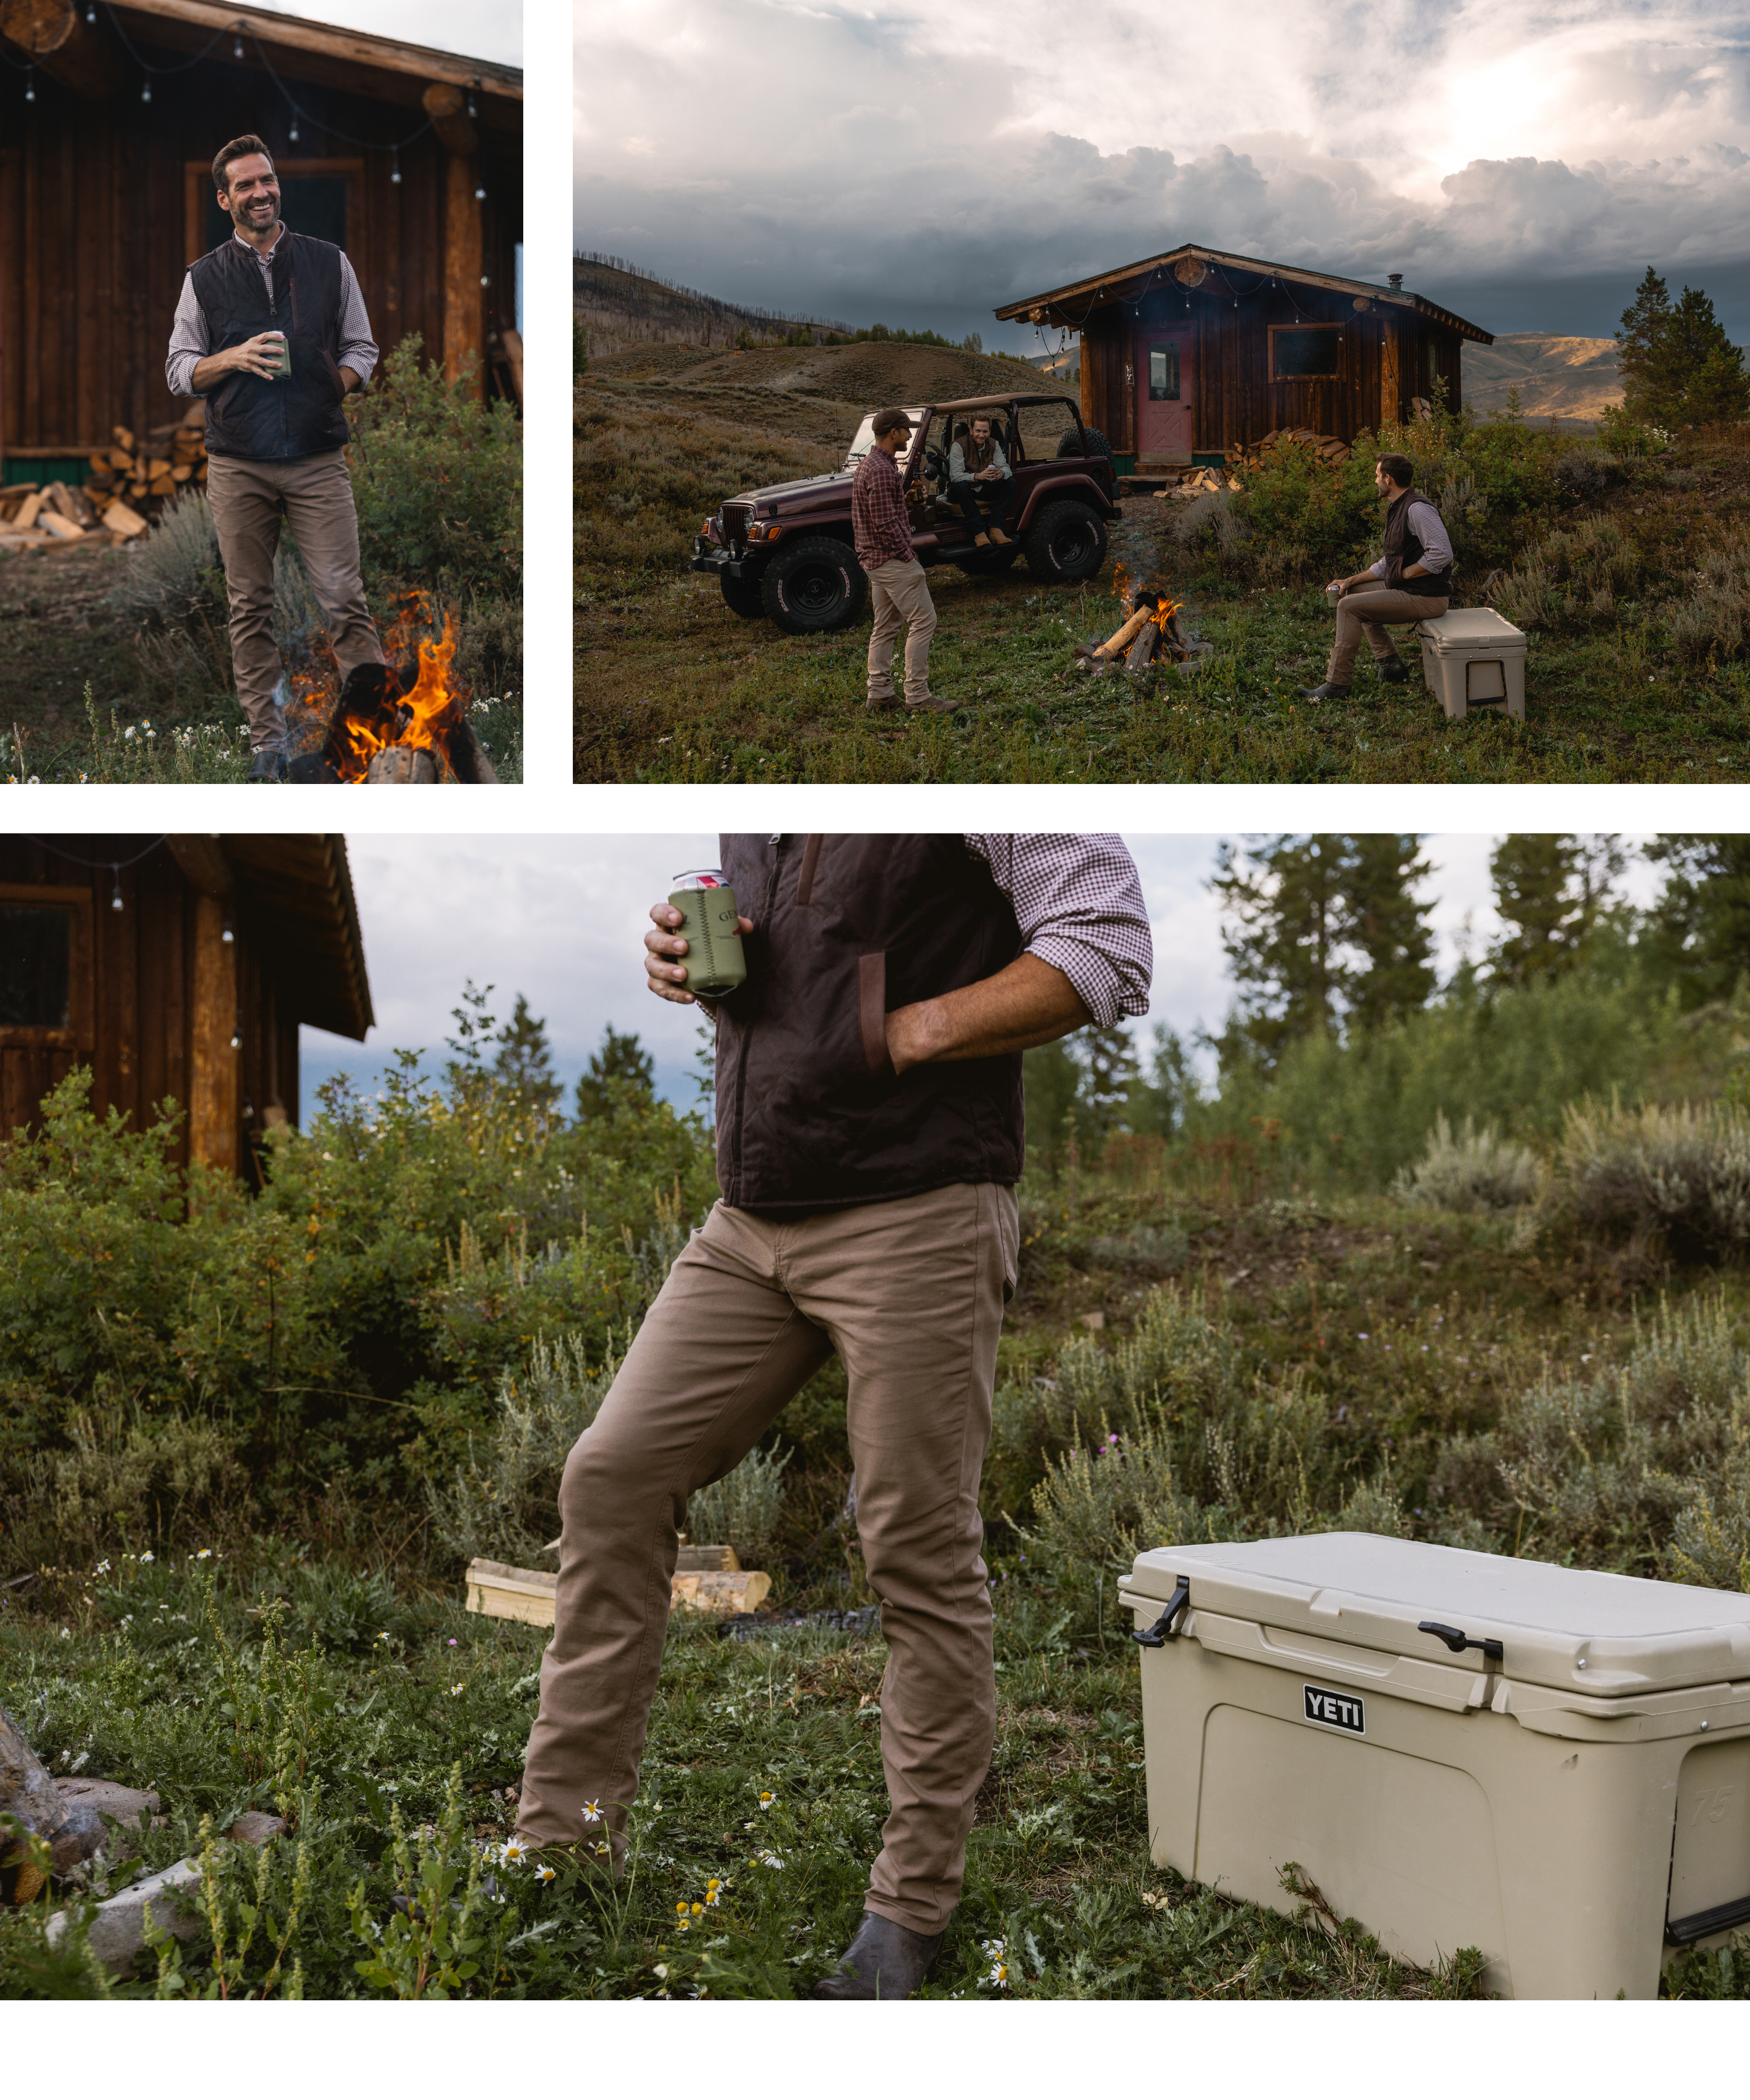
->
[[858, 953, 894, 1076]]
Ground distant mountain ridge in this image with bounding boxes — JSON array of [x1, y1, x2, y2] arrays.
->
[[1462, 334, 1622, 426], [575, 253, 850, 356]]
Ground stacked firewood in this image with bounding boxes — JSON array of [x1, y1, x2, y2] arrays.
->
[[0, 406, 209, 551], [1157, 464, 1245, 499], [1223, 427, 1353, 471], [85, 404, 208, 511]]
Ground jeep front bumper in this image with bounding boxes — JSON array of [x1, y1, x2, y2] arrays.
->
[[691, 538, 758, 581]]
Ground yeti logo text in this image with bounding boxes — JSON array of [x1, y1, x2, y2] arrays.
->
[[1303, 1685, 1366, 1735]]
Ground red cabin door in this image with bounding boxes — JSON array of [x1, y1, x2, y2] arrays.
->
[[1136, 331, 1193, 464]]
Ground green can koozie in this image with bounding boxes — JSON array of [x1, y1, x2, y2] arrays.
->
[[669, 870, 746, 997]]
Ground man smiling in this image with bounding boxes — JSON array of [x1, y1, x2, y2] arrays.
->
[[166, 134, 385, 780]]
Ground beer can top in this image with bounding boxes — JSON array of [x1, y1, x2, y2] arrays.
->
[[673, 868, 726, 887]]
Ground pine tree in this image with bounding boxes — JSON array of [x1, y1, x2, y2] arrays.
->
[[1126, 1024, 1201, 1140], [1022, 1038, 1083, 1179], [492, 993, 562, 1116], [1661, 286, 1750, 426], [1076, 1024, 1140, 1143], [1212, 835, 1349, 1066], [1616, 268, 1673, 425], [574, 1024, 655, 1122], [1488, 835, 1624, 986], [1616, 268, 1749, 428], [1646, 835, 1750, 1007], [1343, 834, 1436, 1034]]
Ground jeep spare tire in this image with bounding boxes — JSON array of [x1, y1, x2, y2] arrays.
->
[[760, 537, 868, 634], [1024, 501, 1108, 583], [719, 572, 765, 620], [1055, 425, 1114, 463]]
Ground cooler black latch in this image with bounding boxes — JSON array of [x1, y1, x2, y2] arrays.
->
[[1419, 1619, 1504, 1664], [1134, 1576, 1191, 1648]]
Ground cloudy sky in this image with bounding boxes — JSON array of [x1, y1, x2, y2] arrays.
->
[[262, 0, 517, 66], [576, 0, 1750, 344], [298, 832, 1662, 1119]]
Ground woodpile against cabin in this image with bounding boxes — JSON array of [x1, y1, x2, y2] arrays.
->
[[0, 407, 206, 551]]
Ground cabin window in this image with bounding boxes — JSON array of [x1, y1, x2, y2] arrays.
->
[[1147, 344, 1181, 400], [1270, 327, 1343, 380], [0, 905, 72, 1029]]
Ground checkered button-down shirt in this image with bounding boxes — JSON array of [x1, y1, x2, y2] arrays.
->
[[851, 444, 915, 571], [966, 834, 1153, 1026]]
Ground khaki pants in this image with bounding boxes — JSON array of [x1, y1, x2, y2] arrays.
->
[[518, 1180, 1020, 1935], [1327, 587, 1448, 686], [865, 557, 937, 705], [206, 449, 384, 751]]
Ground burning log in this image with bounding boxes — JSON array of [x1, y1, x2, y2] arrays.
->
[[1124, 621, 1160, 671], [366, 746, 439, 784], [1094, 607, 1153, 659]]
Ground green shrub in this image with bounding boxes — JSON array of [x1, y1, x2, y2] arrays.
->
[[1393, 1113, 1539, 1212], [1490, 513, 1644, 631], [687, 1446, 791, 1564], [346, 337, 522, 603], [1552, 1097, 1750, 1260]]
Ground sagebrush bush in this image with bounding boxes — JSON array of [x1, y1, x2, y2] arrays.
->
[[687, 1446, 791, 1563], [1489, 513, 1644, 631], [1665, 532, 1750, 665], [1394, 1112, 1539, 1212], [1553, 1097, 1750, 1260]]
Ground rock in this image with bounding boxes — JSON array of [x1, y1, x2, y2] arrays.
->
[[46, 1856, 204, 1973], [225, 1811, 286, 1847], [55, 1777, 160, 1831]]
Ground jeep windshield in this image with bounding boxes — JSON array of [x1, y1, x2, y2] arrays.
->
[[842, 411, 923, 472]]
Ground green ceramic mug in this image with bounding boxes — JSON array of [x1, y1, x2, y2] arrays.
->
[[262, 331, 290, 381], [668, 870, 746, 998]]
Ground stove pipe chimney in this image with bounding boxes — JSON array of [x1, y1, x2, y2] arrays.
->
[[1388, 272, 1404, 292]]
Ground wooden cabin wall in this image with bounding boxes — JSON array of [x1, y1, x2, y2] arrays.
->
[[0, 48, 520, 455], [0, 837, 289, 1174], [1084, 286, 1464, 453]]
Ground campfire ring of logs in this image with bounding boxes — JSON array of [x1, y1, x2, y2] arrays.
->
[[1072, 589, 1203, 676]]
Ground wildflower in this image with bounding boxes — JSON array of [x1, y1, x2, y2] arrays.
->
[[653, 1964, 668, 1980], [534, 1863, 555, 1884], [752, 1849, 785, 1870], [450, 1683, 466, 1696], [704, 1878, 722, 1906], [499, 1838, 530, 1867], [447, 1637, 459, 1646], [94, 1559, 110, 1575], [377, 1631, 391, 1644], [582, 1799, 603, 1822], [139, 1551, 153, 1563], [120, 1615, 132, 1626], [593, 1839, 610, 1857], [1357, 1332, 1369, 1341], [758, 1790, 776, 1810], [195, 1548, 211, 1560], [980, 1937, 1010, 1988]]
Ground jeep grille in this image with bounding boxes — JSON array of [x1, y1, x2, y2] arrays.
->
[[722, 500, 754, 555]]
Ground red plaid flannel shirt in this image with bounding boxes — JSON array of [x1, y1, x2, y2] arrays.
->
[[851, 443, 914, 571]]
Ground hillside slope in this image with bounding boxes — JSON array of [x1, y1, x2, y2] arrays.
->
[[1463, 334, 1621, 425], [575, 256, 849, 357]]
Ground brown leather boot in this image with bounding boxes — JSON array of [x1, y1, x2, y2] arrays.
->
[[811, 1911, 946, 1999]]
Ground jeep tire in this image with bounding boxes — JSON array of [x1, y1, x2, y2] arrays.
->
[[719, 572, 765, 620], [760, 537, 868, 634], [1024, 501, 1108, 583]]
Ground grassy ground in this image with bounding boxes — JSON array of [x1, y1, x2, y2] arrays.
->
[[575, 351, 1750, 782], [7, 1174, 1750, 1999]]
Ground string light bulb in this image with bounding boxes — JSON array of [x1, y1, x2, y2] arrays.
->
[[474, 180, 485, 200], [110, 874, 124, 912], [466, 92, 476, 117], [220, 921, 235, 946], [24, 67, 34, 100], [390, 149, 401, 183], [233, 33, 243, 57], [288, 114, 299, 141], [141, 78, 151, 102]]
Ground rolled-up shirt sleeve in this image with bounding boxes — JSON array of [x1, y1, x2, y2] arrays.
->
[[166, 274, 208, 398], [337, 254, 378, 385], [966, 833, 1153, 1025]]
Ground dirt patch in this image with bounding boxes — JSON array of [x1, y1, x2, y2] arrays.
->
[[0, 540, 150, 758]]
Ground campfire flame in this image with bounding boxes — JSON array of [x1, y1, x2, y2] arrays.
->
[[1111, 561, 1132, 608], [324, 610, 464, 782]]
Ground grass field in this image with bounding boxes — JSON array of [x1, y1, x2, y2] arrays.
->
[[575, 345, 1750, 783], [8, 1167, 1750, 1999]]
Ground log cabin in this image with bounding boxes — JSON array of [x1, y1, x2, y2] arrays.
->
[[996, 244, 1493, 473], [0, 0, 522, 491], [0, 832, 372, 1178]]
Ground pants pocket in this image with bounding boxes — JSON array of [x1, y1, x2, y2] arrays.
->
[[858, 952, 893, 1076]]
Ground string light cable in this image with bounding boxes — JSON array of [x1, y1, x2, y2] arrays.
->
[[6, 8, 491, 236]]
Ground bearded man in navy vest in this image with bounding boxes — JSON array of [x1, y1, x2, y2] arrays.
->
[[166, 135, 386, 781]]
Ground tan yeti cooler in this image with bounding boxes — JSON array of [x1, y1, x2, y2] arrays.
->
[[1415, 607, 1527, 720], [1119, 1533, 1750, 1998]]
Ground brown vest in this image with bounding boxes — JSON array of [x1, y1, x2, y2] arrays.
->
[[1381, 489, 1449, 597], [712, 835, 1025, 1212]]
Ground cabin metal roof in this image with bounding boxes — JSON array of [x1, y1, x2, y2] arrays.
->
[[995, 243, 1493, 345]]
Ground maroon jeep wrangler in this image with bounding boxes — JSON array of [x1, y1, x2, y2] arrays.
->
[[690, 392, 1120, 635]]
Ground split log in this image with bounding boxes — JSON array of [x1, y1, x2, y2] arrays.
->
[[102, 499, 149, 539], [465, 1555, 772, 1626], [444, 715, 498, 785], [1094, 606, 1152, 659], [1125, 621, 1160, 671], [1, 1707, 106, 1900], [11, 491, 43, 532], [38, 510, 84, 541], [365, 743, 438, 784]]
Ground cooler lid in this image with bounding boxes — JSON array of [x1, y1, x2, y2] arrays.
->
[[1122, 1534, 1750, 1699], [1420, 608, 1524, 647]]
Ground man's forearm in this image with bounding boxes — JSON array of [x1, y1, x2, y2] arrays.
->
[[190, 354, 228, 393], [886, 953, 1090, 1073]]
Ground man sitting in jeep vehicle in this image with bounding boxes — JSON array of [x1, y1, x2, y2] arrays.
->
[[944, 414, 1014, 550]]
